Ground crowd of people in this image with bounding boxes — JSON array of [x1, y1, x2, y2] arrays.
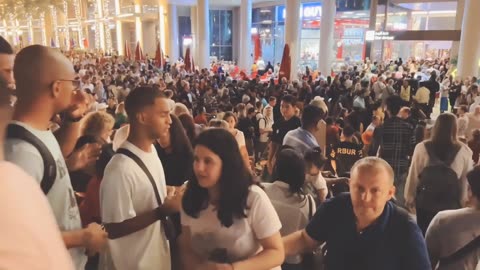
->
[[1, 33, 480, 270]]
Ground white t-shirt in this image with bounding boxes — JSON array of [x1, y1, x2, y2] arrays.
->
[[426, 208, 480, 270], [258, 115, 273, 143], [0, 162, 75, 270], [263, 181, 316, 264], [4, 121, 86, 269], [181, 185, 282, 269], [234, 129, 246, 147], [100, 141, 170, 270]]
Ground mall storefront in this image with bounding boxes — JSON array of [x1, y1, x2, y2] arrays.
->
[[249, 0, 460, 71]]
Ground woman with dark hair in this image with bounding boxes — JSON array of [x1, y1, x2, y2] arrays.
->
[[155, 113, 193, 187], [405, 113, 474, 234], [178, 113, 198, 146], [223, 111, 251, 169], [179, 128, 284, 270], [263, 148, 316, 270]]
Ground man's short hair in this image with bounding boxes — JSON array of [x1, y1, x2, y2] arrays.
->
[[281, 94, 297, 106], [0, 36, 13, 54], [467, 166, 480, 199], [351, 157, 394, 184], [301, 105, 324, 129], [269, 96, 277, 102], [125, 86, 165, 121], [342, 125, 355, 137], [385, 95, 403, 116]]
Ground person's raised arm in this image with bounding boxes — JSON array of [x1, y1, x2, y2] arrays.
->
[[283, 230, 319, 256]]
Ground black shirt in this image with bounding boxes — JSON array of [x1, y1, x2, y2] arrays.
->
[[271, 116, 301, 144], [154, 143, 193, 187], [306, 194, 431, 270], [237, 117, 255, 139], [330, 141, 363, 177]]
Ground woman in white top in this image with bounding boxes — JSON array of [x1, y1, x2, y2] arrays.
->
[[223, 111, 251, 169], [426, 166, 480, 270], [263, 148, 316, 269], [405, 113, 474, 234], [179, 129, 284, 270]]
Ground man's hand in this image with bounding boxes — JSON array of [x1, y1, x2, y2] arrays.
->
[[65, 90, 94, 119], [83, 223, 108, 256], [159, 190, 184, 216], [66, 143, 102, 172]]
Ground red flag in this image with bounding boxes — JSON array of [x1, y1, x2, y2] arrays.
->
[[124, 40, 132, 60], [254, 34, 262, 61], [192, 57, 195, 73], [279, 44, 291, 81], [155, 42, 164, 68], [184, 47, 192, 73], [135, 41, 144, 61], [83, 38, 89, 49]]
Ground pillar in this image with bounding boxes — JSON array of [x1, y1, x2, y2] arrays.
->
[[457, 0, 480, 77], [96, 0, 105, 51], [168, 4, 180, 62], [238, 0, 252, 72], [319, 0, 336, 77], [114, 0, 123, 54], [135, 4, 143, 48], [284, 0, 301, 81], [365, 0, 378, 60], [450, 0, 465, 64], [197, 0, 210, 69], [190, 6, 198, 60], [190, 6, 198, 59]]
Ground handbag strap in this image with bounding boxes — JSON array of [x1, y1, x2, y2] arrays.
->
[[116, 148, 163, 210], [307, 194, 314, 220], [439, 235, 480, 266]]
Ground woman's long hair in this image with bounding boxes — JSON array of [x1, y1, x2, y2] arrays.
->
[[182, 128, 254, 227], [274, 148, 306, 197], [178, 113, 197, 145], [429, 113, 461, 161]]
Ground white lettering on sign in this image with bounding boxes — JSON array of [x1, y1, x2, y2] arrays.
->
[[282, 5, 323, 19], [365, 30, 395, 41]]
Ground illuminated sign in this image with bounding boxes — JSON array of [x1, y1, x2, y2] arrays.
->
[[277, 3, 323, 21], [365, 31, 394, 41]]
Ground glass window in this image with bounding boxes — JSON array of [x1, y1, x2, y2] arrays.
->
[[209, 10, 233, 60]]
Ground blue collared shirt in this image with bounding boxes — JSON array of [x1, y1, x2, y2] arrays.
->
[[282, 127, 319, 156], [306, 193, 431, 270]]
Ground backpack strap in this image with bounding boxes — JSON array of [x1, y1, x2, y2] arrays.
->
[[439, 235, 480, 266], [6, 124, 57, 194], [116, 148, 176, 241]]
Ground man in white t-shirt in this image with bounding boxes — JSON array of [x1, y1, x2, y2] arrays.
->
[[101, 86, 182, 270], [4, 45, 107, 269]]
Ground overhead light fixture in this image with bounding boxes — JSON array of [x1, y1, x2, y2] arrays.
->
[[260, 9, 271, 13], [261, 20, 273, 24]]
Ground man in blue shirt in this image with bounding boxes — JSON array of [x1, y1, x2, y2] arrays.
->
[[283, 157, 431, 270], [283, 105, 325, 156]]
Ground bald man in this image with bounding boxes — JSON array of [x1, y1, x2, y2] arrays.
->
[[4, 45, 107, 270], [283, 157, 431, 270]]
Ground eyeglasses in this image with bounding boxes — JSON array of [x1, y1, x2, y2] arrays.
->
[[55, 79, 81, 90]]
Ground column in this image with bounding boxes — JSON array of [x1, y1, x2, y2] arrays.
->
[[191, 6, 198, 60], [319, 0, 336, 77], [238, 0, 252, 72], [114, 0, 123, 54], [168, 4, 180, 62], [197, 0, 210, 69], [365, 0, 378, 60], [450, 0, 465, 64], [457, 0, 480, 77], [135, 4, 143, 48], [158, 0, 169, 58], [96, 0, 106, 51], [284, 0, 301, 81]]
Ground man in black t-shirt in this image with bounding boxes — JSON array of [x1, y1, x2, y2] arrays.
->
[[267, 95, 301, 174], [330, 125, 363, 177]]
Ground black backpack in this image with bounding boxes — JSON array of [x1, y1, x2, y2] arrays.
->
[[415, 142, 462, 212], [6, 124, 57, 194]]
